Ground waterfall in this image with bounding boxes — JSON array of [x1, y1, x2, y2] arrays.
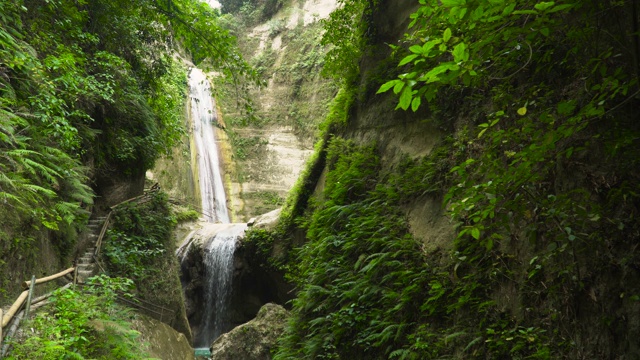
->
[[188, 67, 237, 348], [189, 67, 230, 224], [197, 224, 247, 347]]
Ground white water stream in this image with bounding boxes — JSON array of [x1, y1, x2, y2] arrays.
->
[[198, 223, 247, 346], [188, 67, 240, 348], [189, 67, 230, 224]]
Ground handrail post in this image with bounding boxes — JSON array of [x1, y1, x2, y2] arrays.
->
[[94, 212, 112, 257], [1, 308, 3, 348], [73, 266, 78, 289], [24, 275, 36, 319]]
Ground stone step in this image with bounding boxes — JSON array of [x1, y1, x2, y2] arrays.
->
[[77, 269, 95, 281], [78, 256, 93, 264], [78, 263, 95, 272], [85, 247, 96, 253]]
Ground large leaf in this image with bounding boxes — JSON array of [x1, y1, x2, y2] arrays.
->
[[452, 42, 468, 62], [398, 86, 414, 110]]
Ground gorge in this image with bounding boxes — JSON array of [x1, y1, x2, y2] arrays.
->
[[1, 0, 639, 359]]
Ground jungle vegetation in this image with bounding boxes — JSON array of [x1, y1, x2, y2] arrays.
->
[[2, 0, 640, 358], [261, 0, 640, 358], [0, 0, 254, 294]]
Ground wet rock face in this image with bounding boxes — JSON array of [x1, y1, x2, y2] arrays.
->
[[180, 241, 207, 339], [209, 303, 289, 360]]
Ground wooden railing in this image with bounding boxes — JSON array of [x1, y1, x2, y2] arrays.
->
[[1, 184, 172, 355], [1, 267, 78, 354], [94, 184, 160, 258]]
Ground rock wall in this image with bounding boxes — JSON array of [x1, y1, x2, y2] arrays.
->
[[214, 0, 339, 221]]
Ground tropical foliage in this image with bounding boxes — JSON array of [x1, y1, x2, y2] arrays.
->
[[0, 0, 255, 296], [102, 190, 190, 336], [7, 276, 146, 359], [274, 0, 640, 358]]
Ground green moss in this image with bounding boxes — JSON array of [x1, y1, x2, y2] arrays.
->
[[174, 208, 200, 223]]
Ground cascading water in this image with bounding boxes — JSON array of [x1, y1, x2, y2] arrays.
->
[[189, 67, 230, 224], [197, 224, 247, 346], [187, 67, 238, 348]]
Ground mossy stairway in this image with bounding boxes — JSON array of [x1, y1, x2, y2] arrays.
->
[[76, 216, 107, 282]]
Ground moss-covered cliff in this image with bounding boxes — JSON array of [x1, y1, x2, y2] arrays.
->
[[241, 0, 640, 358]]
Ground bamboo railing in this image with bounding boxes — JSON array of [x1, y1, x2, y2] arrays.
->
[[0, 267, 77, 353], [1, 184, 170, 353]]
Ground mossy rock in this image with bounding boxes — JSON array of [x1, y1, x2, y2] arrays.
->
[[209, 303, 289, 360]]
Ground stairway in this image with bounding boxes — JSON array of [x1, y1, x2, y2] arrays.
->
[[76, 216, 107, 282]]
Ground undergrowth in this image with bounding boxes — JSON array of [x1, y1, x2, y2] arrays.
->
[[7, 276, 148, 359], [273, 137, 559, 359], [101, 190, 190, 337], [273, 0, 640, 358]]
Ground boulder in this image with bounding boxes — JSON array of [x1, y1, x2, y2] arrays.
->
[[133, 315, 195, 360], [248, 208, 281, 230], [209, 303, 289, 360]]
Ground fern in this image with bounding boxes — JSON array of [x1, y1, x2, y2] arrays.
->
[[22, 158, 62, 185], [389, 349, 411, 360], [22, 183, 56, 198]]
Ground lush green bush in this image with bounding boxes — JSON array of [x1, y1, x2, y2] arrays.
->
[[174, 207, 201, 223], [274, 138, 557, 359], [101, 190, 190, 337], [7, 276, 145, 360], [103, 191, 175, 278]]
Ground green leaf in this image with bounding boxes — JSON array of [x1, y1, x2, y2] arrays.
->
[[423, 63, 459, 83], [409, 45, 424, 54], [471, 6, 485, 20], [452, 42, 468, 62], [399, 54, 418, 66], [534, 1, 555, 11], [377, 80, 398, 94], [393, 81, 405, 94], [485, 238, 493, 250], [443, 28, 452, 42], [398, 86, 413, 110], [540, 27, 550, 37], [548, 3, 574, 13], [422, 39, 442, 55], [557, 100, 577, 115], [441, 0, 466, 7], [502, 3, 516, 15], [411, 96, 422, 112], [458, 7, 468, 20], [471, 227, 480, 240], [512, 9, 539, 15]]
